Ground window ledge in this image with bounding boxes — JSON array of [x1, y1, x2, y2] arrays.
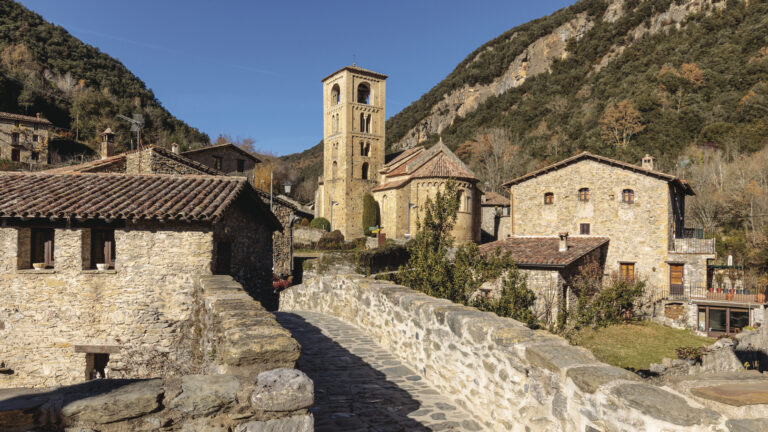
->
[[81, 269, 117, 274], [17, 269, 56, 274]]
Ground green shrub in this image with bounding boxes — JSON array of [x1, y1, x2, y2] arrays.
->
[[316, 230, 345, 250], [675, 346, 705, 362], [356, 243, 410, 275], [310, 217, 330, 232], [362, 194, 380, 237]]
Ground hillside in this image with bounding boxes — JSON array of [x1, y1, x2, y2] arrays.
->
[[0, 0, 208, 157], [284, 0, 768, 196]]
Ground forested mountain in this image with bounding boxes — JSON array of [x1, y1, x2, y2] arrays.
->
[[0, 0, 208, 156], [282, 0, 768, 269], [284, 0, 767, 191]]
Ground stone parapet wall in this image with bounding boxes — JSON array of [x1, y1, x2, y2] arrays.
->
[[294, 227, 326, 248], [0, 275, 312, 432], [281, 275, 768, 431]]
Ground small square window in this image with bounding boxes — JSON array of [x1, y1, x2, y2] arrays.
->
[[622, 189, 635, 204], [578, 188, 590, 202], [31, 228, 55, 269], [544, 192, 554, 205], [620, 263, 635, 281], [90, 229, 116, 269], [33, 134, 38, 142], [580, 223, 590, 235]]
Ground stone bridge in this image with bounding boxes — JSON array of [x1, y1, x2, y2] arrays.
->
[[279, 274, 768, 432]]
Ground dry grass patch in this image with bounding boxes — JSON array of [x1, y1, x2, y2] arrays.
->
[[572, 322, 715, 371]]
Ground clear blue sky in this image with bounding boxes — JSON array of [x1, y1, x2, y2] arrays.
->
[[18, 0, 575, 156]]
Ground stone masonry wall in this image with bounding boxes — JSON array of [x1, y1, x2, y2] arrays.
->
[[511, 159, 681, 294], [0, 275, 312, 432], [0, 223, 212, 388], [281, 275, 768, 431]]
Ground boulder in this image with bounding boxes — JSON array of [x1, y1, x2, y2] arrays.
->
[[250, 368, 313, 412], [235, 414, 313, 432], [169, 374, 240, 416], [61, 379, 163, 424]]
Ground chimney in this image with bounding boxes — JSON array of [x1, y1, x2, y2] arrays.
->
[[100, 127, 115, 160], [641, 154, 655, 171], [171, 142, 180, 154], [35, 112, 41, 119], [558, 232, 569, 252]]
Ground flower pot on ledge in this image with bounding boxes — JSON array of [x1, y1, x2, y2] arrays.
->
[[32, 262, 45, 270]]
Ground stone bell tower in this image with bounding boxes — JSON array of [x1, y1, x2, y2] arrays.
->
[[316, 66, 387, 239]]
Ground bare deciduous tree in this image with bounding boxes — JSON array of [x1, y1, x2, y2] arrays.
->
[[599, 99, 645, 148]]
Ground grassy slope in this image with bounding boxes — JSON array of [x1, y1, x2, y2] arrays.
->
[[573, 322, 714, 370]]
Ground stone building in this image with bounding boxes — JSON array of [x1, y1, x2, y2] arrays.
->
[[371, 141, 482, 243], [484, 152, 767, 334], [182, 142, 260, 182], [0, 111, 52, 166], [480, 191, 510, 243], [479, 234, 608, 325], [45, 142, 221, 176], [0, 172, 280, 388], [315, 66, 387, 239]]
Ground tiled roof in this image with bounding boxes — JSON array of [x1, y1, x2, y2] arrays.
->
[[322, 65, 388, 82], [43, 146, 222, 175], [371, 178, 409, 192], [381, 147, 424, 174], [182, 143, 261, 163], [0, 111, 52, 125], [0, 172, 280, 229], [502, 152, 694, 195], [481, 191, 509, 206], [479, 236, 609, 267]]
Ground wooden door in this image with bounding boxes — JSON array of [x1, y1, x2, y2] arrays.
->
[[670, 264, 684, 296]]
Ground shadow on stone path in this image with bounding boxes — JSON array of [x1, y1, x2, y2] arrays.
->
[[276, 311, 485, 432]]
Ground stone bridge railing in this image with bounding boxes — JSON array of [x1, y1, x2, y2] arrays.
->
[[1, 275, 314, 432], [281, 275, 768, 432]]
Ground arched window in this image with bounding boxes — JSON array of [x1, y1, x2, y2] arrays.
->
[[360, 113, 365, 132], [365, 114, 371, 133], [361, 162, 369, 180], [332, 161, 338, 178], [622, 189, 635, 204], [544, 192, 554, 205], [578, 188, 590, 202], [331, 84, 340, 105], [357, 83, 370, 104]]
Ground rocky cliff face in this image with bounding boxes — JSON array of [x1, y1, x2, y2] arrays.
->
[[391, 0, 727, 151]]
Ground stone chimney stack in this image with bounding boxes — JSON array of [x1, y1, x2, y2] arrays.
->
[[100, 127, 115, 160], [642, 154, 655, 171], [35, 112, 41, 119], [558, 232, 569, 252], [171, 142, 180, 154]]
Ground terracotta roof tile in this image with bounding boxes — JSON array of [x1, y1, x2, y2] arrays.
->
[[481, 191, 509, 206], [182, 143, 260, 162], [479, 236, 609, 267], [44, 146, 222, 175], [0, 111, 52, 125], [503, 152, 694, 195], [410, 152, 476, 180], [0, 172, 279, 228]]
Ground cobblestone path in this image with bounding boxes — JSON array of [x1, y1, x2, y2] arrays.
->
[[276, 311, 486, 432]]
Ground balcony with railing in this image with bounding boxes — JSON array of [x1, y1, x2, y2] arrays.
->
[[669, 228, 715, 254], [655, 283, 768, 305]]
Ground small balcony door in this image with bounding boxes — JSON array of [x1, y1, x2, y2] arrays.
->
[[670, 264, 684, 296]]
